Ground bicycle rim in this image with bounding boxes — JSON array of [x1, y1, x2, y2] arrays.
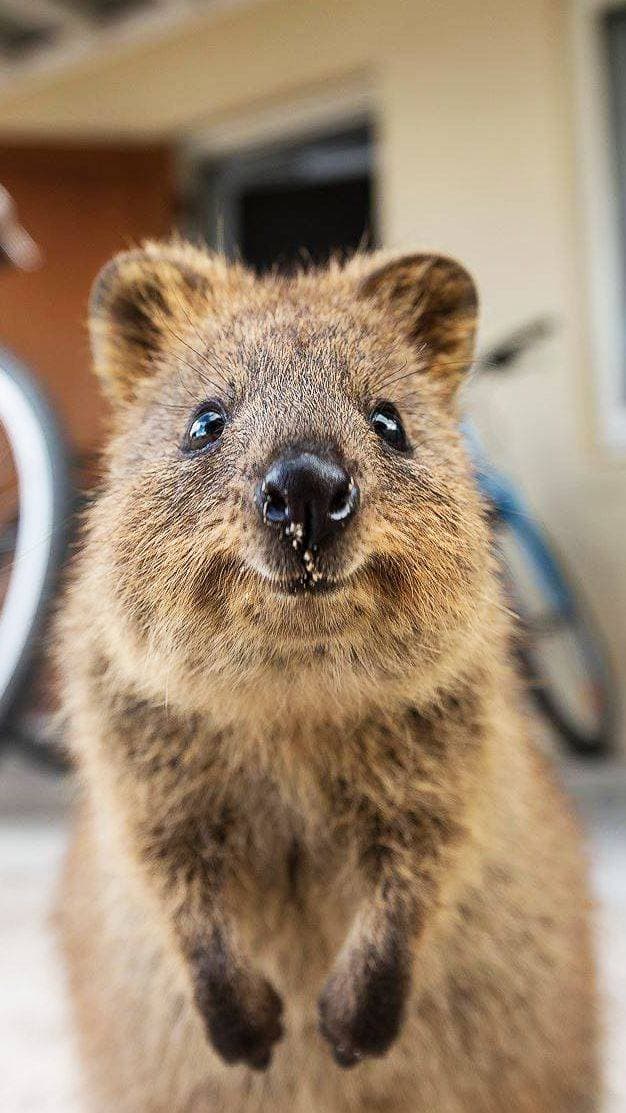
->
[[495, 523, 614, 756], [0, 349, 69, 725]]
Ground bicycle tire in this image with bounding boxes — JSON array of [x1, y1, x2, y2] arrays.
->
[[0, 346, 71, 729], [493, 514, 615, 758], [517, 642, 613, 757]]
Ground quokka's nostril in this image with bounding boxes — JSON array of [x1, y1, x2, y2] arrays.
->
[[261, 482, 289, 525], [328, 478, 358, 523]]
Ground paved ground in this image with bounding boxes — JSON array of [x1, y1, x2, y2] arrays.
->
[[1, 756, 624, 1112]]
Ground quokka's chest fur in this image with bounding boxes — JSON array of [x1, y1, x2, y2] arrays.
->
[[95, 679, 471, 897]]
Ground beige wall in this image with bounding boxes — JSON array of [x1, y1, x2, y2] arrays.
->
[[1, 0, 624, 746]]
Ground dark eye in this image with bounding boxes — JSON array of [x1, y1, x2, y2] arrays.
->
[[369, 402, 410, 452], [182, 401, 227, 452]]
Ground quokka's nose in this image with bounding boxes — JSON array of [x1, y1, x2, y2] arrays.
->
[[257, 450, 359, 550]]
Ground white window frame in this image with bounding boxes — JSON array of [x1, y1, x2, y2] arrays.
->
[[572, 0, 626, 449]]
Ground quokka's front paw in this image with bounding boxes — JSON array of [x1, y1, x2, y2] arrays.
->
[[194, 953, 284, 1070], [318, 944, 409, 1068], [206, 973, 283, 1070]]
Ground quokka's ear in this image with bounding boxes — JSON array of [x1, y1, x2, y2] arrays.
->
[[89, 240, 238, 405], [358, 253, 478, 395]]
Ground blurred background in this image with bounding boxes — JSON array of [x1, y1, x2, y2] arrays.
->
[[0, 1, 624, 1110]]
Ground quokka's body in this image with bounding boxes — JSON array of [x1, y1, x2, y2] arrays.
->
[[58, 242, 598, 1112]]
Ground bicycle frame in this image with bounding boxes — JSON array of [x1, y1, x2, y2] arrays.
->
[[462, 420, 574, 618]]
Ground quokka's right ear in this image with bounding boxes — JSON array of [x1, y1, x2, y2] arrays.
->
[[354, 251, 478, 399], [89, 240, 243, 405]]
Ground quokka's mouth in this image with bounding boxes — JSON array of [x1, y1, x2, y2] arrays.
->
[[272, 578, 347, 596], [268, 573, 351, 597], [252, 559, 361, 598], [249, 547, 367, 599]]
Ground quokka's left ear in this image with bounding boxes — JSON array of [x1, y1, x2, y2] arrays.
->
[[89, 239, 246, 406], [356, 252, 479, 395]]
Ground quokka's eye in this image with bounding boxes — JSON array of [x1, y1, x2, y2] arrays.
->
[[369, 402, 410, 453], [182, 401, 227, 452]]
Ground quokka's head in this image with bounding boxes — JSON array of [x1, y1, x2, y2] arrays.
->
[[88, 241, 491, 705]]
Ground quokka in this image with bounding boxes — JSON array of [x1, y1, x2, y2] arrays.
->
[[57, 241, 598, 1112]]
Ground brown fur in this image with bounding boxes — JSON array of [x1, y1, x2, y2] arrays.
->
[[57, 241, 599, 1112]]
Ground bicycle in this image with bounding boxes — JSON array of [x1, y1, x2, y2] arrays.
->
[[465, 319, 615, 758], [0, 192, 71, 769]]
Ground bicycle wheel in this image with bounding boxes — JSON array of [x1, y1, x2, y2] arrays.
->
[[0, 347, 70, 730], [493, 511, 615, 757]]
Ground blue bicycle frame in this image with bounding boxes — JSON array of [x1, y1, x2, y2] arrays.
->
[[462, 421, 574, 619]]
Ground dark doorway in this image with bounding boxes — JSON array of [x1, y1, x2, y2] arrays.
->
[[189, 124, 375, 272]]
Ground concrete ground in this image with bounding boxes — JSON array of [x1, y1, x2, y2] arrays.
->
[[0, 755, 625, 1113]]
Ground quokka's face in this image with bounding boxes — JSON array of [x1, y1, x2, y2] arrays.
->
[[89, 243, 491, 693]]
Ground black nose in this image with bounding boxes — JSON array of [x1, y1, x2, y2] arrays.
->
[[257, 450, 359, 550]]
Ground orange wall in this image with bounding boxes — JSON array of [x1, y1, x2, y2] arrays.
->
[[0, 144, 174, 453]]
